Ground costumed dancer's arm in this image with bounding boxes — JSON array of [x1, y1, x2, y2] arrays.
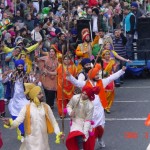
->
[[66, 72, 85, 88], [114, 51, 131, 62], [1, 45, 13, 53], [26, 43, 39, 53], [78, 73, 86, 81], [83, 104, 94, 141], [3, 106, 26, 129], [75, 45, 84, 57], [102, 67, 126, 88], [66, 96, 76, 116], [91, 35, 99, 47], [47, 105, 60, 135]]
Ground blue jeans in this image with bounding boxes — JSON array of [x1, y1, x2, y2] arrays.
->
[[126, 34, 134, 60], [115, 60, 126, 84]]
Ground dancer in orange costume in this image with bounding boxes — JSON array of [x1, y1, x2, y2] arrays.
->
[[48, 54, 77, 117], [57, 55, 77, 117]]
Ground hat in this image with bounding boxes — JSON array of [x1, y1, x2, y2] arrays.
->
[[7, 24, 13, 30], [92, 8, 99, 15], [88, 63, 101, 79], [82, 85, 100, 101], [81, 58, 91, 67], [15, 59, 25, 67], [131, 2, 138, 8], [81, 28, 90, 41]]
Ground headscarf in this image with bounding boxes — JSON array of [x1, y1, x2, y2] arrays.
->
[[15, 59, 25, 68], [82, 85, 100, 101], [24, 83, 41, 106], [88, 63, 101, 79], [102, 50, 110, 58]]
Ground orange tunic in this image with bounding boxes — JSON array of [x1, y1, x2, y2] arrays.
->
[[57, 64, 77, 101]]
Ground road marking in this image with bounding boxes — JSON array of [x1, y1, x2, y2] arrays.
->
[[56, 118, 147, 121], [114, 100, 150, 103], [105, 118, 146, 121], [119, 86, 150, 89]]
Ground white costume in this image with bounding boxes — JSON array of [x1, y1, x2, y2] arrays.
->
[[3, 74, 29, 116], [67, 69, 125, 127], [10, 102, 60, 150], [67, 94, 94, 140]]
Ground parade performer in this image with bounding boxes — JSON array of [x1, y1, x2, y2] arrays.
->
[[38, 48, 58, 109], [103, 42, 131, 63], [56, 55, 77, 117], [39, 44, 62, 63], [66, 85, 100, 150], [75, 28, 99, 72], [66, 64, 126, 148], [2, 59, 29, 141], [102, 50, 118, 113], [47, 54, 77, 117], [2, 83, 64, 150]]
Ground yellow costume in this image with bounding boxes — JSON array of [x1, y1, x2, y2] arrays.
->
[[102, 50, 116, 113], [2, 43, 39, 54]]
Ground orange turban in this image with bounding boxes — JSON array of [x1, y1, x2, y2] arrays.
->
[[88, 63, 101, 79]]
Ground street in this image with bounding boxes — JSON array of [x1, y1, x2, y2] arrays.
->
[[0, 78, 150, 150]]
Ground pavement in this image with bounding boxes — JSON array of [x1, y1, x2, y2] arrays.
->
[[1, 78, 150, 150]]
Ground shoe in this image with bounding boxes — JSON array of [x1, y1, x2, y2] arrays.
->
[[115, 83, 120, 87], [98, 138, 105, 148], [105, 109, 111, 114]]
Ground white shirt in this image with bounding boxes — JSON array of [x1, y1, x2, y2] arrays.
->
[[92, 15, 98, 32]]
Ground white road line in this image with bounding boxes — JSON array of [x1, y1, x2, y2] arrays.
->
[[114, 100, 150, 103], [105, 118, 147, 121], [56, 118, 147, 121], [119, 86, 150, 89]]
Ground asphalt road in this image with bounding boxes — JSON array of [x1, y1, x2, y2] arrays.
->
[[1, 78, 150, 150]]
